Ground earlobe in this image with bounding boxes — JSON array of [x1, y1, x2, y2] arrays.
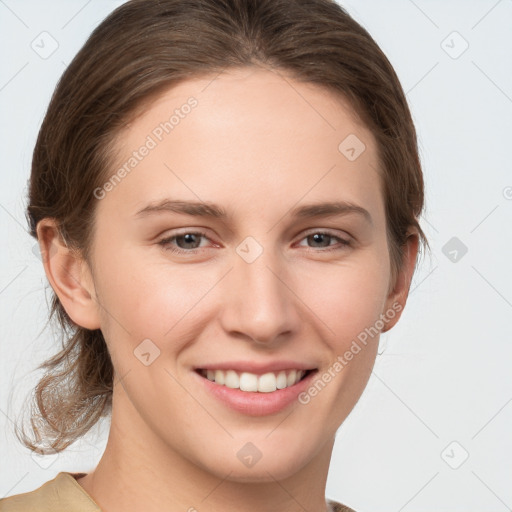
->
[[381, 231, 420, 333], [36, 219, 101, 330]]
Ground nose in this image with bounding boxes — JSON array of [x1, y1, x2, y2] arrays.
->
[[217, 242, 300, 346]]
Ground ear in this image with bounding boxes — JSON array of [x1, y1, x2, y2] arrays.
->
[[381, 230, 420, 333], [36, 218, 101, 330]]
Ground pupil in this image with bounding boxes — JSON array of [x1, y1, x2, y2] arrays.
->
[[310, 233, 329, 247], [178, 233, 200, 249]]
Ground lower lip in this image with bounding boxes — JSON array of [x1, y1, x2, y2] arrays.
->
[[193, 369, 318, 416]]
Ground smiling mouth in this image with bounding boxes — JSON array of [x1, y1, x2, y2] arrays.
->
[[195, 368, 317, 393]]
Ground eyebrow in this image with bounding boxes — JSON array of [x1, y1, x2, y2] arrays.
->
[[134, 199, 373, 225]]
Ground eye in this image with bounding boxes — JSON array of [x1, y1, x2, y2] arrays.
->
[[296, 231, 352, 252], [158, 230, 212, 254], [157, 229, 352, 256]]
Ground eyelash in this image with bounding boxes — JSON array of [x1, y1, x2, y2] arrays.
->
[[157, 230, 352, 255]]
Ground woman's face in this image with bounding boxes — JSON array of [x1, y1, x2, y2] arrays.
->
[[84, 66, 415, 481]]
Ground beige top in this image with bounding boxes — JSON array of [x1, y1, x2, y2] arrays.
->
[[0, 472, 356, 512]]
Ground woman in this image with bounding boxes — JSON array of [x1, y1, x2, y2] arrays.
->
[[1, 0, 429, 510]]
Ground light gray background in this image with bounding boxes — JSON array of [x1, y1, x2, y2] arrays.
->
[[1, 1, 511, 511]]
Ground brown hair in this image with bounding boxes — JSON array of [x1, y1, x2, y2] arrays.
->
[[18, 0, 430, 453]]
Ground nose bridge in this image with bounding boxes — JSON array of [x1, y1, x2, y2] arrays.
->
[[219, 235, 297, 344]]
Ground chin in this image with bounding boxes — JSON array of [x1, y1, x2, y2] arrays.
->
[[196, 446, 313, 483]]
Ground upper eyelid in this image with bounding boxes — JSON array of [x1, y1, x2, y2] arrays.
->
[[300, 228, 350, 239], [159, 228, 351, 246]]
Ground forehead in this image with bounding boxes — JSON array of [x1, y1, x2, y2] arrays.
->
[[99, 66, 383, 227], [128, 66, 373, 144]]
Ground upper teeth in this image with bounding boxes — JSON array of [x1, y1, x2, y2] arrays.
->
[[201, 369, 307, 393]]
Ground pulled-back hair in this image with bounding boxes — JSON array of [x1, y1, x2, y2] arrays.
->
[[18, 0, 430, 453]]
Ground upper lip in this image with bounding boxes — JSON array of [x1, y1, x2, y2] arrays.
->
[[195, 360, 317, 375]]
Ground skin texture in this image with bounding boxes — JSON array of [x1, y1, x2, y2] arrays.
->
[[38, 66, 419, 512]]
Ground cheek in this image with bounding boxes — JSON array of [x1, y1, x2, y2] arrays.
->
[[94, 247, 212, 350], [298, 254, 390, 345], [94, 236, 390, 355]]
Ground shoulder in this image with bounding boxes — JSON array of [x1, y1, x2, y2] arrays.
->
[[0, 472, 100, 512], [327, 497, 358, 512]]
